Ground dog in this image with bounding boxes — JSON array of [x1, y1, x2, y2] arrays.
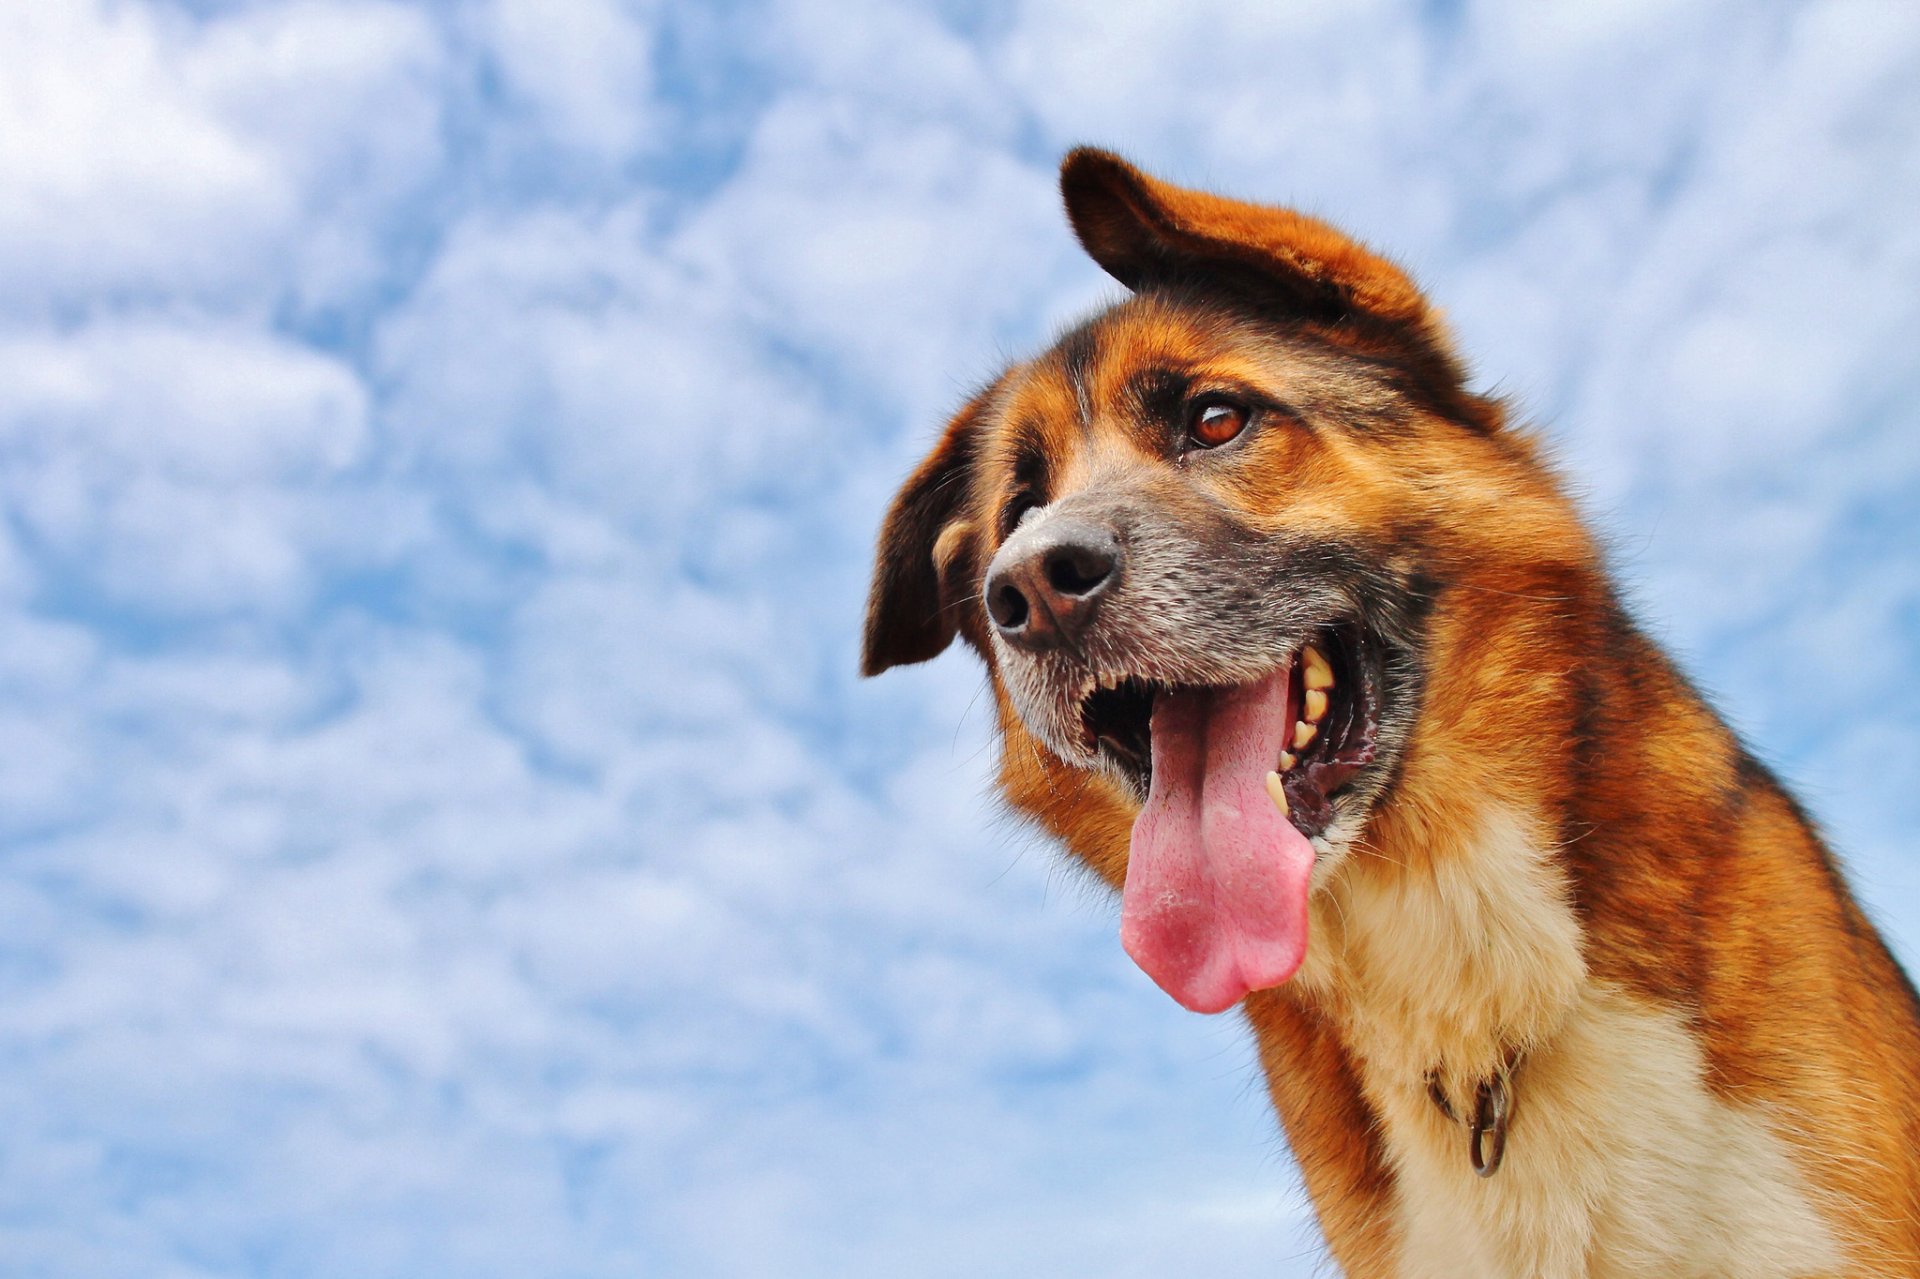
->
[[860, 149, 1920, 1276]]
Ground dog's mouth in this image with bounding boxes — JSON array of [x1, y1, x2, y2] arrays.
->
[[1063, 622, 1388, 1015], [1079, 622, 1382, 839]]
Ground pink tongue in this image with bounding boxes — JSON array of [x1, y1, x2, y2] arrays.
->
[[1120, 668, 1314, 1014]]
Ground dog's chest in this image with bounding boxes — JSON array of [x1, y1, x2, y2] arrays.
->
[[1374, 990, 1844, 1278], [1302, 808, 1845, 1279]]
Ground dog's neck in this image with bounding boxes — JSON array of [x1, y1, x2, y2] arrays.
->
[[1284, 570, 1615, 1108], [1291, 798, 1587, 1106]]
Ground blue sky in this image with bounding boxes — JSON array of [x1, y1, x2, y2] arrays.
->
[[0, 2, 1916, 1276]]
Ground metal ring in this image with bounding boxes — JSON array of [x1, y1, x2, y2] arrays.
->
[[1469, 1072, 1511, 1177]]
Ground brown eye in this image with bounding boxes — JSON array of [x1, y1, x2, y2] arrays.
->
[[1188, 399, 1250, 448]]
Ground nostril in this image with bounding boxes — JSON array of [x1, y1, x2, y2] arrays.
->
[[1045, 545, 1115, 598], [989, 581, 1030, 631], [986, 523, 1120, 649]]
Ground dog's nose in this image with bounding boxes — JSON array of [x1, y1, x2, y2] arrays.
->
[[984, 519, 1124, 653]]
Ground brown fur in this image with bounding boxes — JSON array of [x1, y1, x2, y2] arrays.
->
[[863, 149, 1920, 1275]]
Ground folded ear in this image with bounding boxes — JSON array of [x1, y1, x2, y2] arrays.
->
[[860, 386, 994, 677], [1059, 148, 1488, 425], [1060, 147, 1429, 321]]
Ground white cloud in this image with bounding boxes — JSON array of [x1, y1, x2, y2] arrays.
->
[[0, 320, 375, 613], [0, 321, 368, 479], [483, 0, 656, 160], [377, 201, 833, 535], [674, 102, 1072, 415], [0, 0, 444, 315]]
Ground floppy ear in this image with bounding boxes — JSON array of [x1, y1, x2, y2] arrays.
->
[[860, 387, 993, 677], [1059, 148, 1490, 426]]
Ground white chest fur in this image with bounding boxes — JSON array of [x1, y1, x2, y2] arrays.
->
[[1298, 807, 1847, 1278], [1380, 988, 1846, 1278]]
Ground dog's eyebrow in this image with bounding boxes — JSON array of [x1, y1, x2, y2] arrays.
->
[[1008, 418, 1050, 496], [1123, 365, 1195, 424]]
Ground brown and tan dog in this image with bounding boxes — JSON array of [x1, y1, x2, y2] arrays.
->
[[861, 150, 1920, 1276]]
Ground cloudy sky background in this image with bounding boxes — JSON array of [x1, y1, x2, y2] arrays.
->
[[1, 2, 1916, 1275]]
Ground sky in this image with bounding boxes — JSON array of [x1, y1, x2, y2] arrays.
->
[[0, 2, 1916, 1276]]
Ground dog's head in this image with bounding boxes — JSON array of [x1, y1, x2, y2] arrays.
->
[[863, 150, 1569, 1013]]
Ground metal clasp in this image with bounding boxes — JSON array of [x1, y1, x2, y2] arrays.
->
[[1468, 1069, 1511, 1177]]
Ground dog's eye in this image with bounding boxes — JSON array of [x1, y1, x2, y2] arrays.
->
[[1187, 399, 1250, 449], [1002, 491, 1043, 538]]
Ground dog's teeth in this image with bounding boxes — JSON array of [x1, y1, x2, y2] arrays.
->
[[1293, 720, 1317, 750], [1304, 688, 1329, 723], [1303, 645, 1334, 692], [1265, 771, 1290, 817], [1277, 750, 1297, 772]]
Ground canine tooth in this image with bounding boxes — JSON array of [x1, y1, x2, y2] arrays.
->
[[1303, 645, 1334, 691], [1293, 720, 1317, 750], [1304, 688, 1329, 723], [1277, 750, 1297, 772], [1265, 771, 1290, 817]]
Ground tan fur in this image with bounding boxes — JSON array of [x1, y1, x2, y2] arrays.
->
[[862, 150, 1920, 1275]]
